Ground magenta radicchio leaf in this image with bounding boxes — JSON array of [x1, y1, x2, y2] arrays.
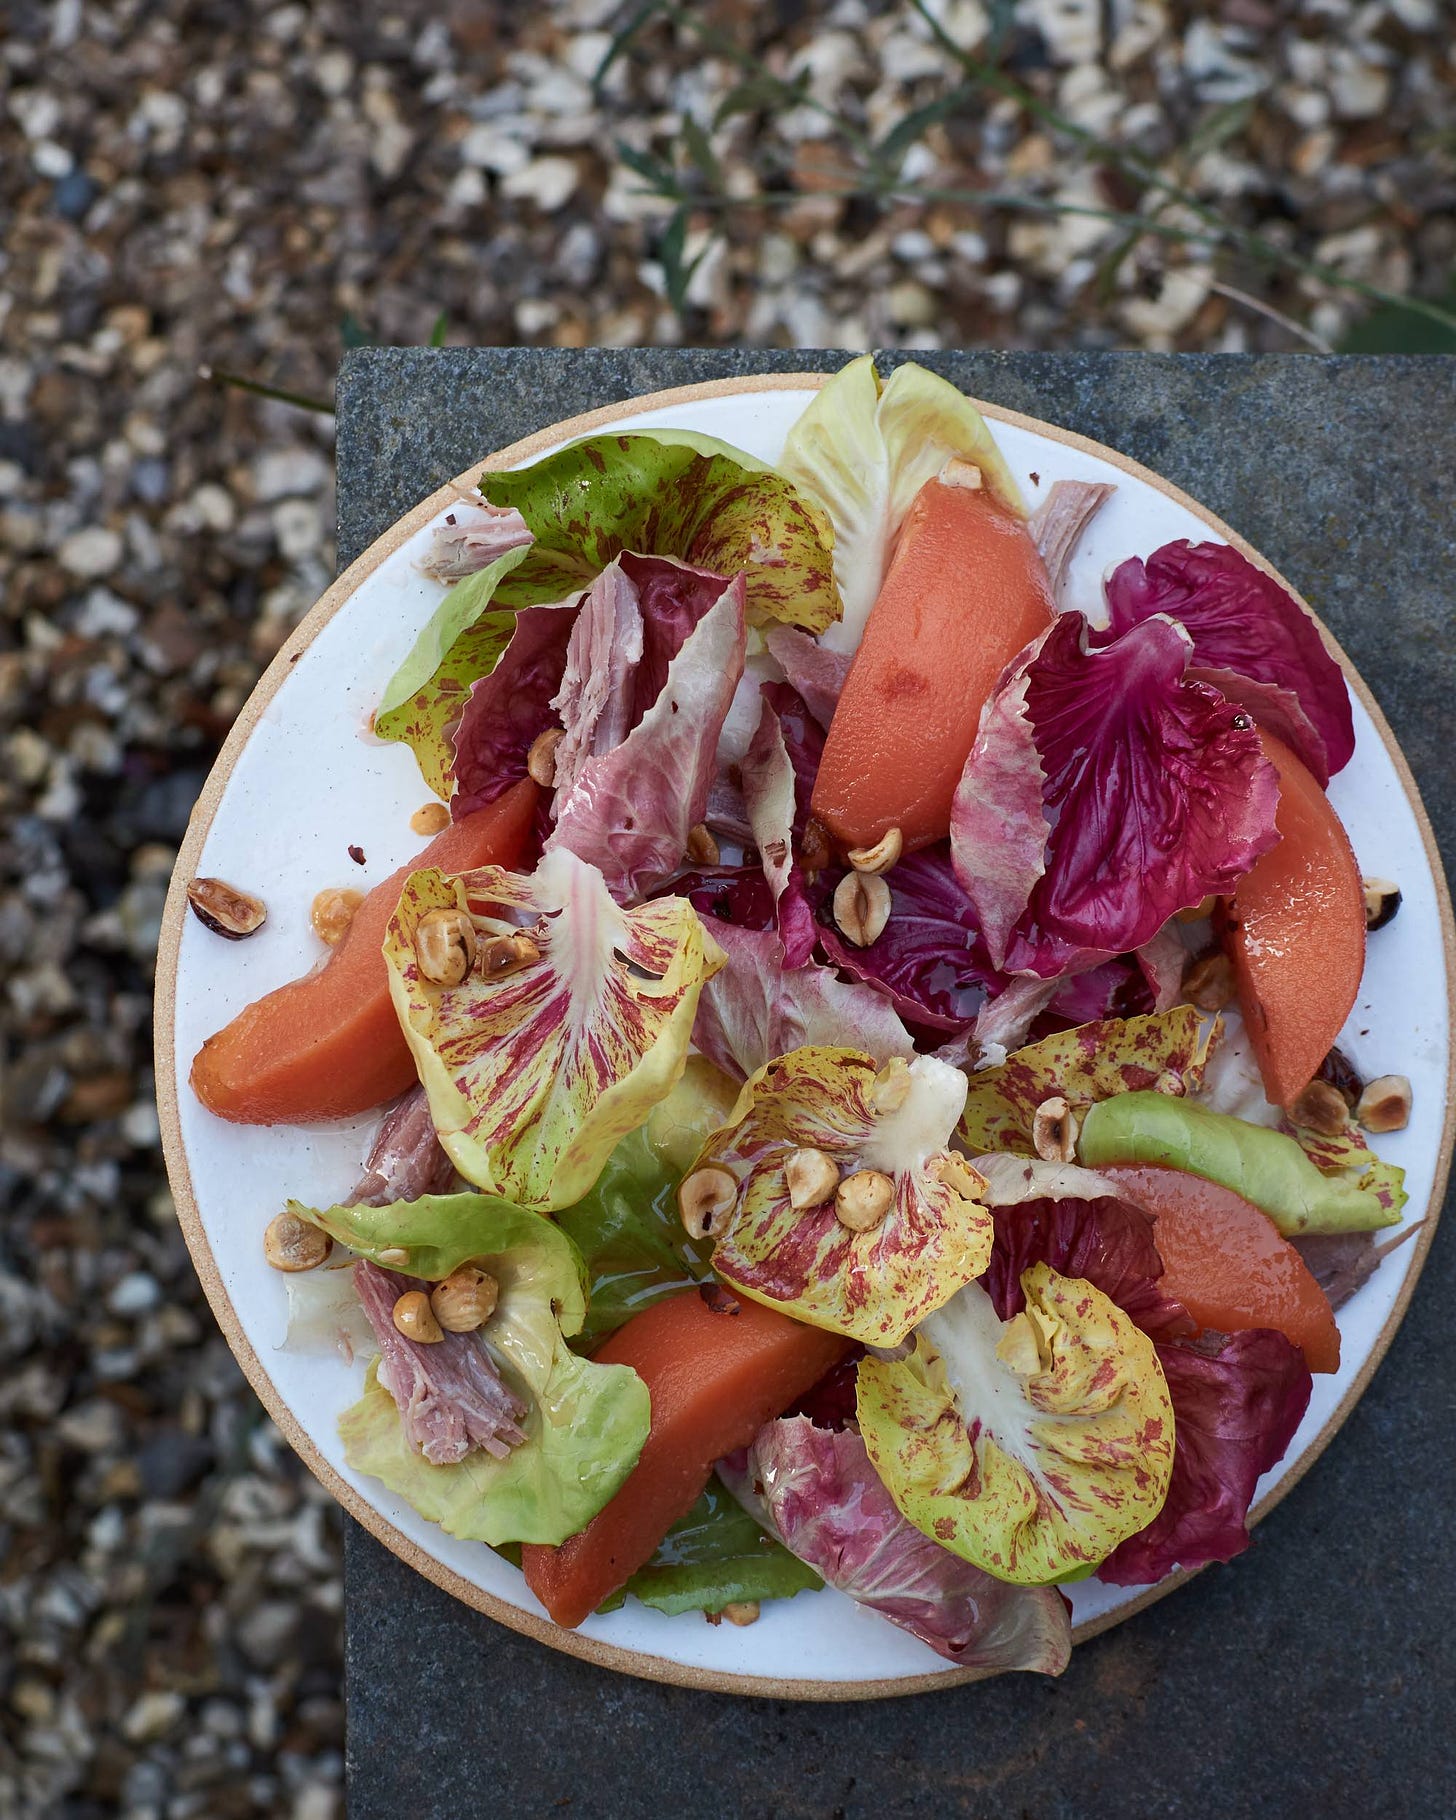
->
[[952, 612, 1280, 978], [691, 922, 913, 1082], [980, 1193, 1312, 1583], [354, 1260, 527, 1466], [763, 625, 851, 729], [549, 566, 748, 901], [351, 1087, 456, 1206], [1097, 1327, 1310, 1585], [819, 844, 1005, 1034], [451, 600, 575, 824], [1104, 541, 1354, 786], [720, 1417, 1071, 1673]]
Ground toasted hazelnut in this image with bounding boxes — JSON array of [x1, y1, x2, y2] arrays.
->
[[1182, 949, 1236, 1011], [799, 817, 833, 875], [392, 1290, 443, 1344], [835, 1169, 895, 1232], [1362, 878, 1401, 932], [722, 1601, 760, 1627], [785, 1147, 840, 1212], [1317, 1045, 1364, 1110], [410, 801, 451, 837], [1289, 1079, 1351, 1137], [1355, 1074, 1411, 1134], [686, 823, 720, 866], [678, 1166, 738, 1241], [870, 1056, 912, 1117], [939, 457, 983, 490], [430, 1266, 500, 1334], [832, 871, 890, 948], [1154, 1070, 1186, 1097], [310, 886, 363, 947], [527, 727, 565, 787], [414, 907, 477, 986], [847, 827, 903, 876], [1175, 895, 1219, 924], [377, 1247, 410, 1268], [187, 877, 267, 940], [931, 1153, 987, 1199], [1032, 1096, 1078, 1164], [480, 932, 540, 979], [263, 1211, 331, 1273]]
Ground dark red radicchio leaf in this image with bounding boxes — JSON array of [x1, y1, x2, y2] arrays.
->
[[818, 844, 1006, 1033], [982, 1194, 1312, 1585], [952, 612, 1281, 980], [1103, 540, 1354, 786]]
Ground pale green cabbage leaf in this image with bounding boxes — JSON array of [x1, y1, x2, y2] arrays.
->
[[1078, 1092, 1403, 1233], [779, 354, 1027, 651], [857, 1265, 1175, 1585], [697, 1047, 993, 1345], [384, 849, 723, 1211], [316, 1195, 651, 1545]]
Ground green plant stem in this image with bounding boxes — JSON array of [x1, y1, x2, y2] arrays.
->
[[201, 365, 335, 414]]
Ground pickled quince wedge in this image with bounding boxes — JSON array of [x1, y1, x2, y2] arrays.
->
[[1223, 730, 1366, 1109], [189, 780, 539, 1125]]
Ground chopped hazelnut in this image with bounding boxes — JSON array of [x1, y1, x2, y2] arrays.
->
[[1032, 1096, 1078, 1164], [1182, 949, 1236, 1011], [1355, 1074, 1411, 1134], [430, 1267, 500, 1334], [311, 886, 363, 946], [263, 1211, 331, 1273], [785, 1147, 840, 1211], [832, 871, 890, 947], [835, 1169, 895, 1232], [678, 1166, 738, 1241], [847, 827, 902, 876], [1289, 1079, 1350, 1137], [392, 1290, 444, 1344], [187, 877, 267, 940], [414, 907, 477, 986]]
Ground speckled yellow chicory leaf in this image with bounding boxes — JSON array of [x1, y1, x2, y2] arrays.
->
[[384, 850, 723, 1211], [696, 1048, 992, 1346], [857, 1265, 1175, 1585], [958, 1007, 1212, 1156], [479, 429, 841, 632]]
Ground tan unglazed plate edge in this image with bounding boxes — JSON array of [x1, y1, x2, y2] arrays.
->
[[156, 370, 1456, 1702]]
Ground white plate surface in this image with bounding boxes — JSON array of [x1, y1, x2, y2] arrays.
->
[[166, 383, 1450, 1690]]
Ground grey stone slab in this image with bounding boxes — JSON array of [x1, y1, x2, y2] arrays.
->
[[338, 349, 1456, 1820]]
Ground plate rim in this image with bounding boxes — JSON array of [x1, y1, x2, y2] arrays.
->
[[155, 369, 1456, 1701]]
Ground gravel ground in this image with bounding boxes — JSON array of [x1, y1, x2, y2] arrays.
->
[[2, 2, 1453, 1814]]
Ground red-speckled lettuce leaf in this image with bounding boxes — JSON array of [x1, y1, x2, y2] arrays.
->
[[959, 1007, 1212, 1156], [951, 613, 1280, 978], [699, 1048, 990, 1344], [720, 1417, 1072, 1672], [740, 685, 821, 967], [1104, 540, 1354, 785]]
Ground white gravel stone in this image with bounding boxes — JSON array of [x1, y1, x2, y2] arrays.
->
[[57, 526, 123, 578], [500, 155, 580, 211], [121, 1691, 186, 1744]]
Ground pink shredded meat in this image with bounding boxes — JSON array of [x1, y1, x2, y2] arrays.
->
[[420, 502, 532, 582], [351, 1086, 456, 1206], [355, 1261, 528, 1466], [1028, 479, 1115, 598]]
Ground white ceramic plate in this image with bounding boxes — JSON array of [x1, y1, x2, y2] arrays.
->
[[157, 375, 1454, 1698]]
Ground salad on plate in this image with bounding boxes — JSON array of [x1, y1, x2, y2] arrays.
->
[[183, 357, 1417, 1679]]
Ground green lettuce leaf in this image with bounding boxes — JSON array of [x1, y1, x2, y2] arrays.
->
[[555, 1059, 739, 1347], [779, 354, 1027, 650], [1078, 1092, 1403, 1233], [599, 1476, 822, 1617], [479, 430, 841, 633], [323, 1195, 650, 1545], [699, 1048, 993, 1345], [959, 1007, 1212, 1156], [384, 851, 723, 1211], [373, 545, 533, 799], [857, 1266, 1175, 1585]]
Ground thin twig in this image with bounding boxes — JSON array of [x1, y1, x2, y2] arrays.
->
[[1210, 281, 1335, 354], [200, 365, 335, 415]]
